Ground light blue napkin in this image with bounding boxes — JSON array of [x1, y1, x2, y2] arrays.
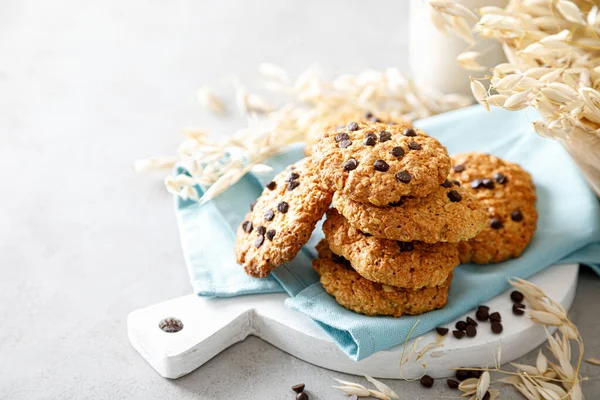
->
[[177, 105, 600, 360]]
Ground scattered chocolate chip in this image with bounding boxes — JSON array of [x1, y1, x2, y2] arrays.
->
[[494, 172, 508, 184], [364, 136, 376, 146], [436, 327, 449, 336], [266, 181, 276, 190], [441, 180, 453, 188], [379, 131, 392, 142], [513, 303, 526, 316], [453, 330, 466, 339], [489, 312, 502, 322], [395, 170, 411, 183], [469, 370, 483, 379], [397, 241, 414, 252], [511, 210, 523, 222], [408, 141, 422, 150], [286, 172, 300, 182], [447, 189, 462, 202], [360, 231, 372, 236], [478, 305, 490, 312], [250, 201, 257, 211], [288, 180, 300, 191], [482, 391, 491, 400], [335, 132, 350, 142], [277, 201, 289, 213], [374, 160, 390, 172], [447, 379, 460, 389], [456, 370, 469, 381], [254, 235, 264, 248], [466, 325, 477, 337], [338, 139, 352, 149], [256, 226, 266, 236], [296, 392, 309, 400], [491, 321, 503, 334], [476, 309, 489, 321], [466, 317, 478, 327], [291, 383, 305, 393], [482, 178, 495, 189], [388, 200, 403, 207], [490, 218, 503, 229], [266, 229, 276, 241], [510, 290, 524, 303], [364, 111, 373, 119], [242, 221, 253, 233], [264, 209, 275, 221], [347, 121, 359, 131], [470, 179, 484, 189], [343, 158, 359, 171], [451, 180, 461, 186], [455, 321, 467, 331], [420, 375, 434, 388], [403, 128, 417, 137], [453, 164, 466, 172], [391, 146, 405, 157]]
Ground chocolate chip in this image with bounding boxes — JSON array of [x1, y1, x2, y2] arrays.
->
[[478, 305, 490, 312], [466, 325, 477, 337], [476, 309, 489, 321], [420, 375, 434, 388], [482, 178, 495, 189], [494, 172, 508, 184], [365, 131, 377, 138], [441, 180, 453, 188], [390, 146, 405, 157], [456, 369, 469, 381], [256, 226, 266, 235], [364, 136, 376, 146], [396, 171, 411, 183], [242, 221, 253, 233], [511, 210, 523, 221], [489, 312, 501, 322], [436, 327, 449, 335], [296, 393, 309, 400], [491, 321, 503, 334], [513, 303, 526, 316], [453, 330, 466, 339], [388, 200, 403, 207], [453, 164, 466, 172], [451, 180, 461, 186], [482, 392, 491, 400], [288, 180, 300, 191], [254, 235, 264, 248], [408, 141, 421, 150], [347, 121, 359, 131], [447, 190, 462, 202], [266, 229, 276, 241], [510, 290, 524, 303], [277, 201, 289, 213], [360, 231, 372, 237], [338, 140, 352, 149], [447, 379, 460, 389], [286, 172, 300, 181], [373, 160, 389, 172], [403, 128, 417, 137], [250, 201, 257, 211], [470, 179, 483, 189], [397, 241, 414, 252], [364, 111, 373, 119], [455, 321, 467, 331], [343, 158, 359, 171], [466, 317, 478, 327], [379, 131, 392, 142], [490, 218, 503, 229], [469, 370, 483, 379], [264, 209, 274, 221], [335, 132, 350, 142], [292, 383, 305, 393]]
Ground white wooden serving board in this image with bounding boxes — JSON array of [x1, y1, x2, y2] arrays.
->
[[128, 263, 578, 380]]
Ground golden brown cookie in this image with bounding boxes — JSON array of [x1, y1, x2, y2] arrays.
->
[[235, 158, 333, 277], [323, 209, 459, 289], [314, 240, 452, 317], [448, 152, 538, 264], [304, 110, 409, 155], [332, 183, 487, 243], [311, 120, 451, 205]]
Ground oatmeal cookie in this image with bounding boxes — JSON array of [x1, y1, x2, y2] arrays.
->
[[311, 120, 451, 205], [235, 157, 333, 277]]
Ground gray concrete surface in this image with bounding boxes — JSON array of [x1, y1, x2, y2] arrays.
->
[[0, 1, 598, 398]]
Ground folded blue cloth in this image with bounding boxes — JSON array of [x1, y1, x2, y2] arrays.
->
[[176, 106, 600, 361]]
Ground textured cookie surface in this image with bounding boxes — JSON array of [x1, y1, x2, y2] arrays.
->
[[235, 158, 333, 277], [332, 183, 487, 243], [311, 120, 451, 205], [323, 209, 459, 289], [448, 152, 537, 264], [304, 110, 409, 156], [313, 240, 451, 317]]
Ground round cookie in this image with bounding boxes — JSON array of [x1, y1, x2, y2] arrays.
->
[[448, 152, 537, 264], [323, 209, 459, 289], [311, 120, 451, 205], [313, 240, 452, 317], [332, 182, 488, 243], [235, 157, 333, 277], [304, 110, 409, 156]]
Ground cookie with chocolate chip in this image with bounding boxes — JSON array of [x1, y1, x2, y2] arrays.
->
[[448, 153, 537, 264], [332, 184, 487, 243], [235, 157, 333, 277], [313, 240, 452, 317], [323, 209, 459, 289], [311, 120, 451, 205]]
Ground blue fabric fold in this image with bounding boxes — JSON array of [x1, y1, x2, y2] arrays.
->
[[176, 105, 600, 360]]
